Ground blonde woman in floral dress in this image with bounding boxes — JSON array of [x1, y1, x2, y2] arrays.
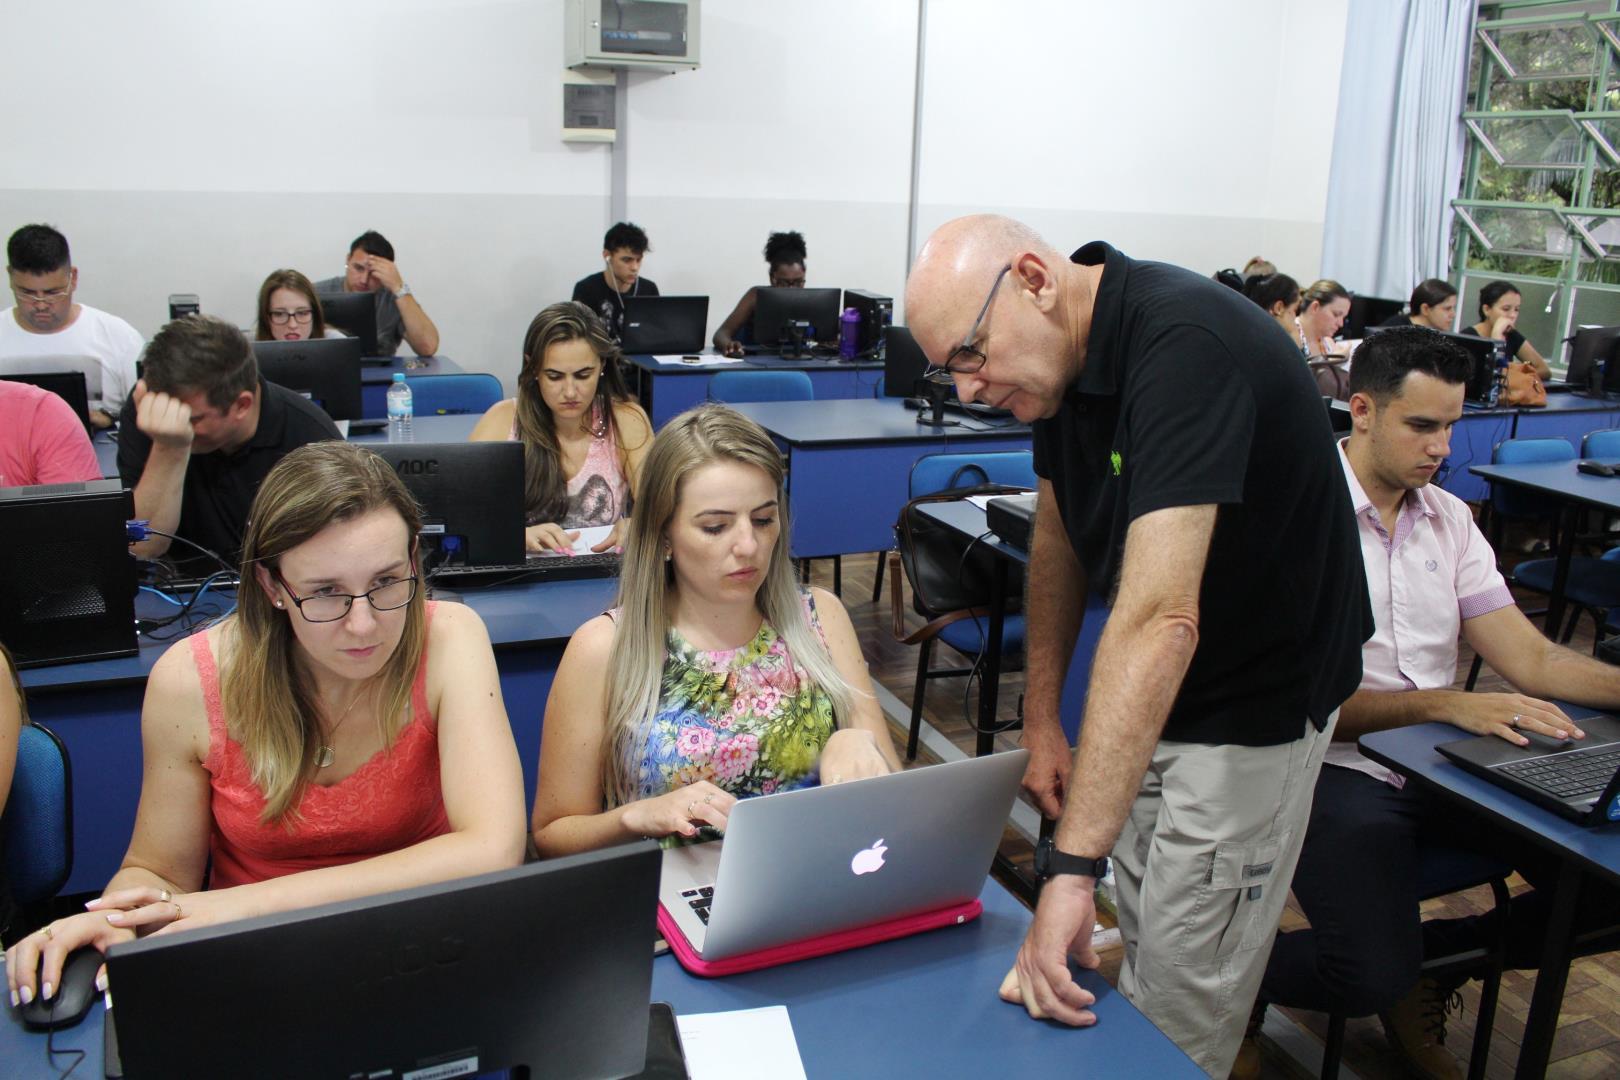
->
[[531, 404, 900, 855]]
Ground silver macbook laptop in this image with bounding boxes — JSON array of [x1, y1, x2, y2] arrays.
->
[[659, 749, 1028, 961]]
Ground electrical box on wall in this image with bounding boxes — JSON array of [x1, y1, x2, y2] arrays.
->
[[565, 0, 700, 73], [562, 70, 616, 143]]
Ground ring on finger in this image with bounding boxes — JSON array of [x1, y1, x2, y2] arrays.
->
[[1512, 714, 1522, 727], [41, 925, 54, 942], [172, 901, 184, 918], [688, 801, 698, 816], [159, 889, 171, 904], [703, 793, 714, 804]]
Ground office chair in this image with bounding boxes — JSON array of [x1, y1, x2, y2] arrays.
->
[[1480, 437, 1573, 558], [706, 370, 813, 404], [402, 373, 504, 416], [1318, 846, 1511, 1080], [2, 723, 73, 917], [889, 451, 1035, 760]]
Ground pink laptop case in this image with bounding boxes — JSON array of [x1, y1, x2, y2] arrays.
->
[[657, 898, 983, 977]]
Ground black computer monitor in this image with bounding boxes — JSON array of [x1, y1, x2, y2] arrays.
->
[[1, 370, 92, 431], [884, 325, 930, 399], [1344, 295, 1405, 339], [252, 338, 364, 421], [105, 844, 662, 1080], [1428, 329, 1500, 404], [369, 441, 525, 567], [752, 287, 842, 348], [1565, 325, 1620, 391], [622, 295, 709, 354], [317, 289, 384, 357], [0, 479, 137, 667]]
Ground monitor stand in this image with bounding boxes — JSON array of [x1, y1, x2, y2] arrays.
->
[[916, 381, 961, 428]]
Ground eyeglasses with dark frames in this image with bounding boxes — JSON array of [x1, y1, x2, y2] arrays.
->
[[267, 308, 315, 325], [271, 569, 417, 624], [925, 264, 1011, 385]]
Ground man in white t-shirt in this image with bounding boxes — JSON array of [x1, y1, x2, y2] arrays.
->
[[1, 224, 144, 429]]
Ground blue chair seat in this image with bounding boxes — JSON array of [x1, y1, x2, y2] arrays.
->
[[1512, 557, 1620, 611], [938, 614, 1026, 656]]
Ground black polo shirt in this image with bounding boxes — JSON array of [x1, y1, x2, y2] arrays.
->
[[118, 380, 342, 566], [1033, 243, 1372, 746]]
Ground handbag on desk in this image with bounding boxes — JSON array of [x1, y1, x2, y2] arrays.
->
[[1503, 361, 1547, 407]]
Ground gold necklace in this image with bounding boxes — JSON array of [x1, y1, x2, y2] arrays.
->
[[315, 686, 369, 769]]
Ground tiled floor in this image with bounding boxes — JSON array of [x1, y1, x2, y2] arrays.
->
[[828, 546, 1620, 1080]]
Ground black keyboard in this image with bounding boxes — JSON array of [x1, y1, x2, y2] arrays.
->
[[429, 551, 621, 585], [680, 885, 715, 924], [1499, 745, 1620, 801]]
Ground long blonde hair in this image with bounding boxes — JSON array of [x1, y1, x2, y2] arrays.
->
[[602, 404, 853, 805], [223, 441, 428, 822]]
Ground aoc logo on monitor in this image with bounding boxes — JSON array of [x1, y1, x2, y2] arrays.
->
[[393, 458, 440, 476]]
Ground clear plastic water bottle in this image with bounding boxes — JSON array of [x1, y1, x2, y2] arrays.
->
[[838, 306, 860, 360], [386, 373, 413, 441]]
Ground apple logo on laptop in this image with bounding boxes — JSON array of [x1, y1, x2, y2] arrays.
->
[[851, 839, 888, 876]]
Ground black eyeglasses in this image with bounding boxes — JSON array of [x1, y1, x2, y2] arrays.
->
[[267, 308, 314, 325], [272, 570, 417, 623], [926, 264, 1011, 385]]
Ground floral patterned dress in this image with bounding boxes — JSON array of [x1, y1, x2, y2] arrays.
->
[[624, 592, 837, 808]]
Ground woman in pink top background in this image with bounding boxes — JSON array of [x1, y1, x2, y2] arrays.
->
[[6, 441, 524, 1008], [470, 301, 653, 555]]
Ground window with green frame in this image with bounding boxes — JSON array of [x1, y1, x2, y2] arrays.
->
[[1456, 1, 1620, 368]]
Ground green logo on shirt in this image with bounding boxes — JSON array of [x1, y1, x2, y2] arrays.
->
[[1110, 450, 1122, 476]]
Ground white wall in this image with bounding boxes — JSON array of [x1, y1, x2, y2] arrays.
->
[[0, 0, 1347, 392]]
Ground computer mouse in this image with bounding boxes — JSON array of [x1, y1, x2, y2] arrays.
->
[[19, 945, 102, 1031], [1577, 460, 1617, 477]]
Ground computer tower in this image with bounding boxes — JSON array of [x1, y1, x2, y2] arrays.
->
[[0, 480, 138, 667], [843, 289, 893, 358]]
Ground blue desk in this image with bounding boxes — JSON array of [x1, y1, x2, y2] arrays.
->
[[916, 500, 1106, 756], [626, 353, 884, 429], [729, 399, 1031, 559], [0, 881, 1201, 1078], [360, 355, 465, 418], [1442, 395, 1620, 502], [1360, 718, 1620, 1079], [18, 579, 614, 895], [1468, 457, 1620, 636]]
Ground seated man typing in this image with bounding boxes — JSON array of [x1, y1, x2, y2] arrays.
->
[[315, 230, 439, 357], [116, 315, 340, 568], [1249, 326, 1620, 1079]]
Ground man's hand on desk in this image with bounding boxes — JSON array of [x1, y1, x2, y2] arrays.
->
[[1448, 691, 1585, 747], [1018, 719, 1073, 820], [999, 874, 1099, 1026]]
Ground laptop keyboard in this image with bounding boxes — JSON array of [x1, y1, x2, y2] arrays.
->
[[1498, 745, 1620, 801], [680, 885, 715, 924], [429, 551, 621, 584]]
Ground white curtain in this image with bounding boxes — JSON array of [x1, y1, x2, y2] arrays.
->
[[1320, 0, 1475, 299]]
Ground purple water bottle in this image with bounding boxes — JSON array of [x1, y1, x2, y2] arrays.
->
[[838, 307, 860, 360]]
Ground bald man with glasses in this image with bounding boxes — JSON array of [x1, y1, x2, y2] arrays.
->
[[906, 216, 1372, 1077]]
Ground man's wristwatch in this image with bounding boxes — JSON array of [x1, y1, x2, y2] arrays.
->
[[394, 283, 413, 300], [1034, 835, 1109, 881]]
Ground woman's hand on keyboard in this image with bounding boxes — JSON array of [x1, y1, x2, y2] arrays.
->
[[525, 522, 581, 556], [818, 729, 893, 785], [620, 781, 737, 841]]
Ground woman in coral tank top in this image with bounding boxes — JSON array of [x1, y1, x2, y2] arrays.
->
[[6, 442, 525, 1006]]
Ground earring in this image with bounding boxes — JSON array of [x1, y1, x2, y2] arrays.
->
[[274, 601, 285, 608], [664, 552, 672, 562]]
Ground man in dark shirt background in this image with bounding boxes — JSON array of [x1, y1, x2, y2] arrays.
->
[[118, 315, 341, 568], [906, 215, 1372, 1077], [571, 222, 659, 341]]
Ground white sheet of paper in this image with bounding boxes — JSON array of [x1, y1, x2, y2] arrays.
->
[[675, 1006, 807, 1080], [653, 353, 746, 366], [964, 494, 997, 510]]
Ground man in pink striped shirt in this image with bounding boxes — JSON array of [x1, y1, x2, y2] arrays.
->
[[0, 378, 101, 488], [1246, 326, 1620, 1080]]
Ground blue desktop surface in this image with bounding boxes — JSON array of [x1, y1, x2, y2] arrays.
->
[[626, 352, 884, 428], [1442, 394, 1620, 502], [0, 881, 1201, 1078]]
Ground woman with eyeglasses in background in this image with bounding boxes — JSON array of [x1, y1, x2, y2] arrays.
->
[[5, 441, 524, 1008], [253, 269, 346, 343]]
